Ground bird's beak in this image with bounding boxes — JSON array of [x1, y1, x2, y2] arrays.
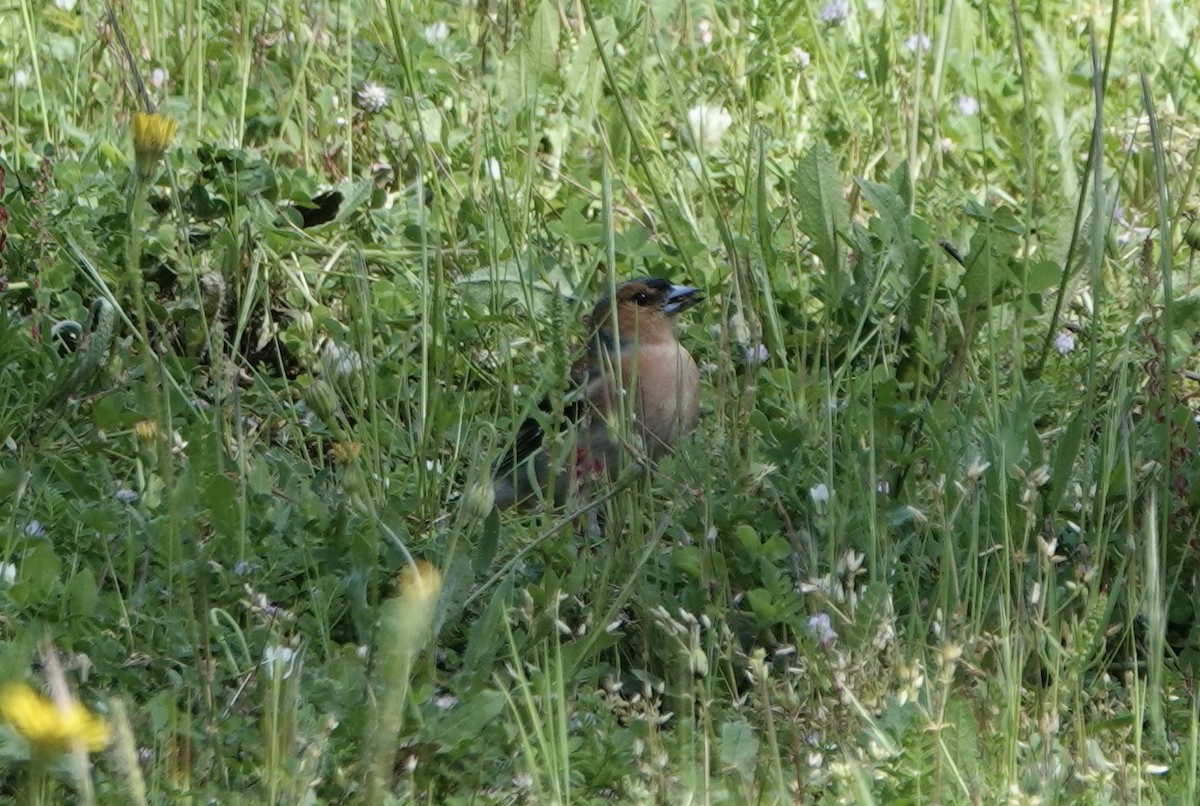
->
[[662, 284, 703, 315]]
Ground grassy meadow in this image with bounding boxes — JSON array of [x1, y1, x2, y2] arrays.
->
[[3, 0, 1200, 801]]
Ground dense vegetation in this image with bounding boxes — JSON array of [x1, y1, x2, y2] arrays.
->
[[2, 0, 1199, 801]]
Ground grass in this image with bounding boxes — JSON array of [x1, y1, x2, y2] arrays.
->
[[2, 0, 1200, 801]]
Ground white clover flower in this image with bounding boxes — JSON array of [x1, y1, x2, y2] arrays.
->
[[686, 104, 733, 151], [793, 48, 811, 69], [150, 67, 169, 90], [819, 0, 850, 25], [321, 340, 363, 377], [424, 21, 449, 44], [262, 645, 297, 680], [54, 0, 77, 10], [1055, 329, 1076, 355], [14, 68, 30, 88], [0, 563, 16, 585], [697, 19, 713, 47], [854, 69, 868, 80], [356, 81, 390, 113], [809, 483, 830, 504], [115, 488, 139, 504], [905, 33, 931, 53], [956, 94, 979, 115]]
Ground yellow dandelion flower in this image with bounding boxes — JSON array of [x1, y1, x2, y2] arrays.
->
[[134, 419, 158, 441], [0, 682, 111, 754], [130, 112, 178, 180], [390, 560, 442, 652], [330, 440, 362, 463]]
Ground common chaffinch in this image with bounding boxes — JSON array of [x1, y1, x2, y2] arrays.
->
[[493, 278, 703, 508]]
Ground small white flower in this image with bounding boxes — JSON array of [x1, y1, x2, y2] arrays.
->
[[743, 343, 769, 365], [54, 0, 77, 10], [1055, 329, 1076, 355], [696, 19, 713, 47], [809, 483, 830, 504], [423, 21, 449, 44], [335, 116, 347, 127], [356, 81, 390, 113], [485, 157, 502, 181], [686, 105, 733, 151], [956, 95, 979, 115], [150, 67, 169, 90], [115, 488, 140, 504], [854, 69, 868, 80], [24, 520, 45, 537], [905, 33, 931, 53], [819, 0, 850, 25], [0, 563, 16, 585], [262, 645, 297, 680], [14, 68, 30, 88], [434, 694, 459, 710], [807, 612, 837, 647], [793, 48, 811, 69], [321, 340, 363, 377]]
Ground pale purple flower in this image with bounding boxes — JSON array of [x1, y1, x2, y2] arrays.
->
[[807, 613, 837, 647], [956, 95, 979, 115], [793, 48, 811, 69], [1055, 329, 1076, 355], [744, 343, 769, 364], [819, 0, 850, 25], [905, 33, 931, 53]]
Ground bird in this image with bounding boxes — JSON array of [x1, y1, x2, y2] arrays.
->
[[492, 277, 703, 509]]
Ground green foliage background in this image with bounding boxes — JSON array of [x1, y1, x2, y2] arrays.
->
[[2, 0, 1200, 801]]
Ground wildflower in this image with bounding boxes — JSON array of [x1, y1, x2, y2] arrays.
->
[[391, 560, 443, 652], [809, 483, 829, 504], [1055, 329, 1076, 355], [743, 343, 769, 365], [14, 68, 30, 88], [114, 488, 139, 504], [262, 645, 297, 680], [24, 520, 45, 537], [793, 48, 811, 69], [904, 33, 931, 53], [131, 112, 178, 181], [854, 69, 868, 80], [696, 19, 713, 47], [330, 441, 362, 463], [819, 0, 850, 25], [807, 613, 837, 647], [686, 105, 732, 151], [0, 682, 110, 754], [957, 95, 979, 115], [461, 481, 496, 520], [356, 82, 390, 113], [149, 67, 169, 90], [54, 0, 77, 10], [423, 21, 449, 44], [484, 157, 502, 181], [320, 340, 362, 377], [0, 563, 15, 585], [134, 419, 158, 441]]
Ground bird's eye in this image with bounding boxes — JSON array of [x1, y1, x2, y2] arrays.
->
[[631, 291, 650, 305]]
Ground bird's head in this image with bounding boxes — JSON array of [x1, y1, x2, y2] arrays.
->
[[586, 278, 703, 354]]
